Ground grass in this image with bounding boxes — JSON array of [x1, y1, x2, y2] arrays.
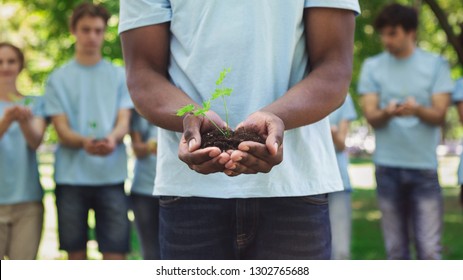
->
[[351, 187, 463, 260], [36, 151, 463, 260]]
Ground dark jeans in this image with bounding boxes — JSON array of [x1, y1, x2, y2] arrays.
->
[[375, 165, 443, 260], [55, 183, 130, 253], [130, 193, 160, 260], [159, 195, 331, 260]]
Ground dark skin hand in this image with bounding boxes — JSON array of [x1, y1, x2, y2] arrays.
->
[[121, 8, 355, 176]]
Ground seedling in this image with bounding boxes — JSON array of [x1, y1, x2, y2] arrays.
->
[[8, 93, 34, 107], [88, 121, 104, 141], [176, 68, 233, 137]]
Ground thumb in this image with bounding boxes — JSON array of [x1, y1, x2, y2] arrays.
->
[[183, 114, 202, 152], [265, 118, 284, 156]]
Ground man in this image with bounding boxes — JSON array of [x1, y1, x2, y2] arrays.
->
[[119, 0, 359, 259], [44, 3, 132, 260], [358, 4, 453, 259]]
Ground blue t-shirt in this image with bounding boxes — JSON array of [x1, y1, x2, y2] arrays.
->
[[358, 49, 454, 169], [328, 95, 357, 190], [119, 0, 361, 198], [452, 78, 463, 184], [44, 59, 133, 185], [0, 96, 44, 204], [130, 110, 157, 196]]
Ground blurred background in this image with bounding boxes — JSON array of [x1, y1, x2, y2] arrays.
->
[[1, 0, 462, 259]]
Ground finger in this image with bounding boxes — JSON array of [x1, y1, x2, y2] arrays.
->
[[228, 149, 274, 173], [182, 114, 202, 152], [265, 117, 284, 156], [179, 145, 223, 166], [189, 152, 230, 174]]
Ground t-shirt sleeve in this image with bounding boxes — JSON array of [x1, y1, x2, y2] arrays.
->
[[118, 0, 172, 34], [117, 68, 134, 110], [452, 79, 463, 103], [31, 96, 46, 118], [304, 0, 360, 14], [341, 94, 357, 121], [44, 76, 65, 117], [357, 59, 379, 95], [431, 57, 454, 95]]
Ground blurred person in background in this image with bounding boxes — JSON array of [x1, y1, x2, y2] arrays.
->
[[358, 4, 453, 259], [0, 42, 47, 259], [43, 3, 133, 260], [129, 110, 159, 260], [452, 78, 463, 206], [328, 94, 357, 260]]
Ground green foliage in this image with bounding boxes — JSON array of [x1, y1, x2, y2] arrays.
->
[[176, 68, 233, 137], [2, 0, 463, 139]]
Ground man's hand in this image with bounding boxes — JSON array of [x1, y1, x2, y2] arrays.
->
[[83, 138, 101, 155], [396, 97, 419, 117], [16, 106, 34, 123], [178, 111, 230, 174], [95, 136, 117, 156], [224, 111, 284, 176]]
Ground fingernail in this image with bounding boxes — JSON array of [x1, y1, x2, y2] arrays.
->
[[274, 143, 279, 151], [235, 156, 242, 162], [241, 145, 249, 151], [188, 139, 196, 151]]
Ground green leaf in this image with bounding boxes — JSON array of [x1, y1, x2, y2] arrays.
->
[[176, 104, 195, 116]]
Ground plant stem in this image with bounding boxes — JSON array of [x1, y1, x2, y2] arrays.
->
[[203, 114, 227, 137], [221, 96, 230, 137]]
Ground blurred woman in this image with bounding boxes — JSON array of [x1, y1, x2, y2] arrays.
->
[[0, 42, 47, 259]]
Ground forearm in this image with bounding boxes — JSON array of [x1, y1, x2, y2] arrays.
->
[[18, 118, 46, 150], [0, 117, 13, 139], [332, 133, 346, 151], [415, 105, 446, 126], [365, 109, 392, 128], [127, 69, 196, 133], [262, 63, 350, 130], [59, 129, 87, 148]]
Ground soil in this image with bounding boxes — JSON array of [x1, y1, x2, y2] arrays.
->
[[200, 127, 265, 151]]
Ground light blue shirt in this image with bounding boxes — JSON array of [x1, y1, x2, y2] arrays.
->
[[452, 78, 463, 184], [44, 59, 133, 185], [119, 0, 360, 198], [328, 95, 357, 190], [358, 49, 454, 169], [0, 96, 44, 204], [130, 111, 157, 196]]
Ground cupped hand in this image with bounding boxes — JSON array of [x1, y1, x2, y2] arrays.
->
[[224, 111, 284, 176], [178, 111, 230, 174]]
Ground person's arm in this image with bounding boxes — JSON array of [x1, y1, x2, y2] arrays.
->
[[97, 109, 131, 156], [0, 106, 19, 138], [361, 94, 398, 128], [396, 94, 450, 126], [121, 23, 229, 174], [121, 23, 197, 132], [130, 131, 152, 158], [16, 107, 46, 150], [331, 120, 349, 152], [51, 114, 100, 156], [52, 114, 87, 148], [261, 8, 355, 129], [224, 8, 356, 176]]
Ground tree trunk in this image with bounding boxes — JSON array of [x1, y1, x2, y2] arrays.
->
[[423, 0, 463, 66]]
